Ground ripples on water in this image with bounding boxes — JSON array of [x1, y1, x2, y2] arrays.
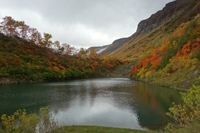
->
[[0, 78, 182, 130]]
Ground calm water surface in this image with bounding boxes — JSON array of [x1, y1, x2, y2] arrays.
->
[[0, 78, 182, 130]]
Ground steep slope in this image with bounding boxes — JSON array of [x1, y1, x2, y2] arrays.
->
[[100, 37, 130, 55], [108, 0, 200, 89], [87, 45, 110, 54], [134, 0, 200, 37], [110, 0, 200, 59]]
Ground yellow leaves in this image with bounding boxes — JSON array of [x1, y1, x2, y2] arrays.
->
[[89, 47, 97, 59], [166, 85, 200, 130], [171, 22, 187, 38], [1, 114, 15, 133], [145, 70, 152, 77]]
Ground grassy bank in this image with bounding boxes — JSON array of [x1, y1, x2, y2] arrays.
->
[[0, 126, 158, 133], [50, 126, 158, 133]]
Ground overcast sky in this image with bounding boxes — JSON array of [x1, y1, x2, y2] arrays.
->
[[0, 0, 173, 49]]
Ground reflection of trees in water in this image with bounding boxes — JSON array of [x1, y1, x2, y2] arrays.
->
[[111, 82, 182, 130], [0, 79, 182, 130], [35, 81, 182, 130]]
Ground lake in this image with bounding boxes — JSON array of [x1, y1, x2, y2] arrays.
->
[[0, 78, 182, 130]]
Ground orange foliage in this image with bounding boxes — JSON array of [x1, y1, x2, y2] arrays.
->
[[47, 61, 52, 67], [0, 59, 7, 67], [176, 41, 191, 57], [58, 64, 66, 70], [12, 59, 20, 65], [19, 54, 24, 58], [149, 56, 161, 69], [105, 62, 114, 68], [6, 57, 12, 61], [53, 66, 60, 71], [130, 66, 138, 74], [141, 55, 161, 69], [123, 59, 129, 63], [176, 39, 200, 57], [176, 51, 183, 57], [92, 60, 99, 70], [141, 58, 149, 67], [53, 57, 59, 62], [182, 41, 191, 57]]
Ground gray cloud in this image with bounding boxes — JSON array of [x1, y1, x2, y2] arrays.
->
[[0, 0, 173, 48]]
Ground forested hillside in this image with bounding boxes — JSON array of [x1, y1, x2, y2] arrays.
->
[[0, 17, 123, 84], [107, 0, 200, 89]]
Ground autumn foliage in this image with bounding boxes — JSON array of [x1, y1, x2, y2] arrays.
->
[[129, 14, 200, 88], [0, 16, 123, 83]]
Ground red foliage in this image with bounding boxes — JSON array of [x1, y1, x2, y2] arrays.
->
[[176, 40, 200, 57], [0, 59, 7, 67], [105, 62, 114, 68], [141, 55, 161, 70], [149, 56, 161, 69], [130, 66, 138, 74], [141, 58, 149, 67], [182, 42, 191, 57], [192, 41, 200, 52], [12, 59, 20, 65], [176, 51, 183, 57], [176, 42, 191, 57], [53, 57, 59, 62]]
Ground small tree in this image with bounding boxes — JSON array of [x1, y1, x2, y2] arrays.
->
[[42, 33, 52, 48], [89, 47, 97, 59]]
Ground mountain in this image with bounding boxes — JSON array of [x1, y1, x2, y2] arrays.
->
[[100, 37, 130, 55], [109, 0, 200, 57], [98, 0, 200, 55], [133, 0, 200, 36], [100, 0, 200, 89], [87, 45, 110, 54]]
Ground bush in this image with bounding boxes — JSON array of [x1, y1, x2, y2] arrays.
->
[[1, 109, 39, 133], [165, 85, 200, 132], [194, 47, 200, 61], [156, 47, 177, 70], [42, 71, 60, 80], [0, 107, 59, 133]]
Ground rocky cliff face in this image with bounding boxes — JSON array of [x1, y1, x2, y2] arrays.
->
[[134, 0, 200, 36]]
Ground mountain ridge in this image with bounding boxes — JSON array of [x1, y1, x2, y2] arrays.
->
[[98, 0, 200, 56], [97, 0, 200, 89]]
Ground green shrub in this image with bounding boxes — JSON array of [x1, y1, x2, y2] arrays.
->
[[165, 85, 200, 132], [194, 47, 200, 61], [1, 109, 39, 133], [0, 107, 59, 133]]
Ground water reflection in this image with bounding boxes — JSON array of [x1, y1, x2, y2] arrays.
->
[[0, 78, 181, 130]]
